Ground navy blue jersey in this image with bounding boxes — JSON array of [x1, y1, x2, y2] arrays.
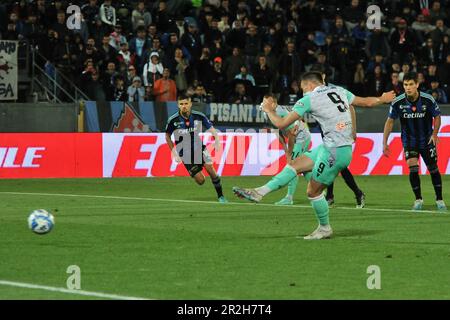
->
[[388, 92, 441, 149], [165, 110, 213, 157]]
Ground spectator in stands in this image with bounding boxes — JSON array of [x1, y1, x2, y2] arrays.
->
[[108, 75, 128, 101], [229, 82, 253, 104], [129, 26, 152, 73], [154, 1, 171, 33], [261, 43, 277, 72], [146, 37, 165, 63], [385, 72, 403, 95], [100, 0, 116, 27], [367, 53, 387, 74], [90, 15, 110, 46], [426, 63, 439, 83], [235, 65, 256, 87], [181, 22, 202, 64], [399, 63, 411, 82], [132, 1, 152, 31], [126, 65, 138, 87], [365, 27, 391, 59], [54, 34, 77, 77], [197, 47, 214, 91], [52, 10, 69, 40], [253, 55, 273, 102], [103, 61, 119, 90], [438, 53, 450, 95], [82, 0, 99, 26], [147, 23, 159, 44], [117, 42, 136, 68], [390, 19, 417, 64], [278, 41, 302, 91], [22, 12, 43, 45], [109, 24, 127, 50], [437, 35, 449, 63], [330, 16, 350, 43], [226, 19, 246, 50], [342, 0, 365, 30], [191, 84, 212, 103], [153, 68, 177, 102], [417, 72, 428, 91], [127, 76, 146, 102], [173, 48, 189, 93], [420, 38, 438, 65], [352, 62, 366, 96], [9, 12, 24, 36], [310, 53, 333, 80], [366, 64, 387, 97], [143, 51, 164, 97], [244, 24, 262, 63], [280, 79, 302, 106], [224, 47, 246, 83], [429, 1, 447, 22], [3, 21, 19, 40], [299, 32, 319, 68], [86, 70, 106, 101], [210, 57, 227, 102], [428, 79, 448, 103], [99, 35, 117, 66], [430, 19, 450, 46], [411, 14, 434, 42]]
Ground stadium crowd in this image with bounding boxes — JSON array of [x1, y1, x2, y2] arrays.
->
[[0, 0, 449, 104]]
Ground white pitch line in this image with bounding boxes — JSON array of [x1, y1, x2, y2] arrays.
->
[[0, 191, 445, 214], [0, 280, 149, 300]]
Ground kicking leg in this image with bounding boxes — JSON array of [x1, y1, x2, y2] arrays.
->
[[233, 155, 314, 203]]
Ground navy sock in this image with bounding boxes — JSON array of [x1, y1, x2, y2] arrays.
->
[[409, 166, 422, 200], [341, 168, 362, 196], [211, 176, 224, 198], [430, 169, 443, 201]]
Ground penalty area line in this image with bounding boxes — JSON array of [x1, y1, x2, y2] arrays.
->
[[0, 280, 150, 300], [0, 191, 443, 214]]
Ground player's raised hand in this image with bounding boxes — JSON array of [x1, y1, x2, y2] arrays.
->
[[428, 134, 440, 145], [380, 91, 396, 104], [260, 96, 277, 113], [383, 144, 391, 157]]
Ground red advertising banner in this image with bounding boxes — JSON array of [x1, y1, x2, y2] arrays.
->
[[0, 133, 449, 179], [0, 133, 102, 178]]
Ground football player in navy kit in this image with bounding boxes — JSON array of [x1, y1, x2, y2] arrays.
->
[[166, 94, 228, 203], [383, 72, 446, 211]]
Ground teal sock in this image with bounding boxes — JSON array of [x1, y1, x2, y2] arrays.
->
[[257, 165, 297, 196], [287, 176, 299, 198], [309, 194, 329, 226]]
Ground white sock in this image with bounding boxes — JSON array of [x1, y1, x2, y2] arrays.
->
[[255, 185, 271, 196]]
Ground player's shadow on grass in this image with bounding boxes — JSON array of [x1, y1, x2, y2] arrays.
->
[[334, 229, 383, 238]]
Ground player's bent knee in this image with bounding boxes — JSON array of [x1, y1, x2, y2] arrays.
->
[[409, 165, 419, 173], [194, 175, 205, 185]]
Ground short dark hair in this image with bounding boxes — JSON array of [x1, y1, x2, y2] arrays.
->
[[403, 72, 418, 83], [177, 93, 191, 101], [263, 93, 277, 102], [300, 71, 324, 84]]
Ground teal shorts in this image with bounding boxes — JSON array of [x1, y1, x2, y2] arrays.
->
[[291, 138, 311, 161], [303, 144, 353, 186]]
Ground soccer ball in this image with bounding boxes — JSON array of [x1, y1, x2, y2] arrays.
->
[[28, 209, 55, 235]]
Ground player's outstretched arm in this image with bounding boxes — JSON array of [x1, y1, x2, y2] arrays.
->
[[352, 91, 397, 108], [382, 118, 395, 157], [260, 96, 302, 130]]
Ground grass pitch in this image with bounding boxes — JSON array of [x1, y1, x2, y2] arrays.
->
[[0, 176, 449, 300]]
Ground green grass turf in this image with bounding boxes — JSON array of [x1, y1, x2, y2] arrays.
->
[[0, 175, 449, 300]]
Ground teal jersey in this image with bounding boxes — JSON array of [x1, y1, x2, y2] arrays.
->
[[293, 85, 355, 148]]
